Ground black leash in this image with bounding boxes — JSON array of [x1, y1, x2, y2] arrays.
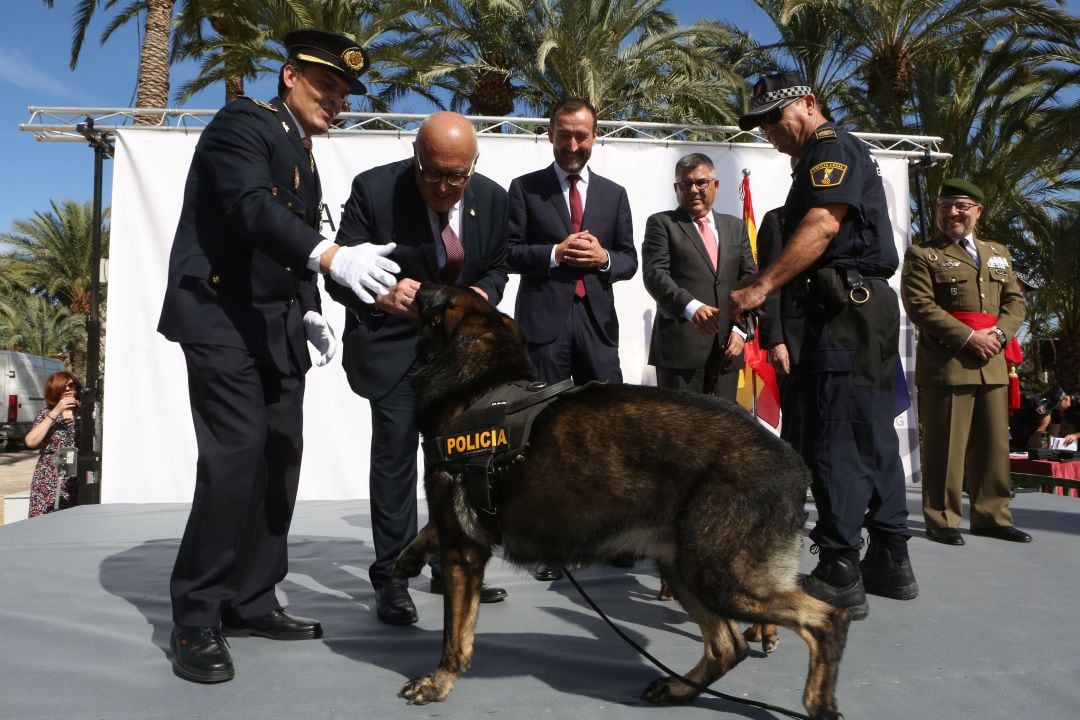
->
[[562, 568, 811, 720]]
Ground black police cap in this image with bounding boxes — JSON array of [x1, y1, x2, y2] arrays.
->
[[738, 72, 813, 131], [1043, 386, 1066, 409], [284, 29, 369, 95]]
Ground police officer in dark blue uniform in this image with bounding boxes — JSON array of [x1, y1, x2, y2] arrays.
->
[[158, 29, 400, 683], [732, 72, 918, 620]]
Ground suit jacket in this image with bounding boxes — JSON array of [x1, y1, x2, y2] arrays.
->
[[642, 208, 756, 370], [325, 158, 509, 400], [507, 164, 637, 345], [756, 207, 806, 366], [158, 96, 322, 376], [900, 232, 1025, 386]]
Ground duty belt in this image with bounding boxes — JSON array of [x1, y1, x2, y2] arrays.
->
[[421, 379, 603, 517]]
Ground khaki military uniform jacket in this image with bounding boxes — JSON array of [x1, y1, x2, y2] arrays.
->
[[900, 233, 1025, 386]]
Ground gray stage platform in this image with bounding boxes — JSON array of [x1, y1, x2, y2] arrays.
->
[[2, 486, 1078, 720]]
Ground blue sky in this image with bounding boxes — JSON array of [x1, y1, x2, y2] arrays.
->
[[0, 1, 783, 236]]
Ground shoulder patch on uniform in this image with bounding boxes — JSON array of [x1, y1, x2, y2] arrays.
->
[[241, 96, 277, 112], [814, 127, 837, 140], [810, 161, 847, 188]]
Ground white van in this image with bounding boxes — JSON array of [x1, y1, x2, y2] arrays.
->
[[1, 350, 67, 450]]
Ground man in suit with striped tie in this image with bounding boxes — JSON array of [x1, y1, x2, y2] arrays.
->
[[326, 111, 511, 625], [642, 153, 757, 400]]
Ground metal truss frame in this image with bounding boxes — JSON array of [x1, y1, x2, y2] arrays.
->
[[21, 107, 951, 164]]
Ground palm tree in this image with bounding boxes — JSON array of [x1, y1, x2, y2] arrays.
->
[[399, 0, 745, 123], [0, 200, 110, 317], [171, 0, 445, 110], [1008, 206, 1080, 390], [42, 0, 176, 113], [0, 292, 86, 361]]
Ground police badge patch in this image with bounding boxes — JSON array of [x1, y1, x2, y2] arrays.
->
[[811, 161, 847, 187]]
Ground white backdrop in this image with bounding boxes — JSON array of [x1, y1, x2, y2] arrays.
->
[[102, 127, 917, 503]]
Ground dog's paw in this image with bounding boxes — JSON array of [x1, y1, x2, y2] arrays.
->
[[399, 675, 450, 705], [743, 623, 780, 654], [640, 676, 698, 705], [390, 550, 427, 580]]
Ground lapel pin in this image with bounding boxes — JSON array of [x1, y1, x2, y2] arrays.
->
[[469, 208, 476, 217], [281, 122, 290, 133]]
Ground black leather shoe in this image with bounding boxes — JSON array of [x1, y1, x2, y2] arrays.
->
[[224, 608, 322, 640], [170, 626, 234, 683], [609, 553, 637, 568], [429, 573, 508, 603], [926, 527, 965, 546], [376, 582, 418, 625], [971, 525, 1033, 543], [533, 565, 563, 581]]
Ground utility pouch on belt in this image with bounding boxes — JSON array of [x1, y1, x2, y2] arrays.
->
[[813, 268, 848, 314]]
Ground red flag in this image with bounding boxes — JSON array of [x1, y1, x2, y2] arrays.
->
[[736, 170, 781, 427]]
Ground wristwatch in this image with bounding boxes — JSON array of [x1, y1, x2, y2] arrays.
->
[[993, 328, 1007, 346]]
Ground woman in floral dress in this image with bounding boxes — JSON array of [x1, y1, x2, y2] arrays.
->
[[24, 371, 81, 517]]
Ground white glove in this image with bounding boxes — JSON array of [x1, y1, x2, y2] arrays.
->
[[328, 243, 400, 304], [303, 311, 338, 367]]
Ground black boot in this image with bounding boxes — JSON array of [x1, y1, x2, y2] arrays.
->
[[861, 533, 919, 600], [802, 548, 869, 621]]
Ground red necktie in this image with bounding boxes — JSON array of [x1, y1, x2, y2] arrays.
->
[[695, 216, 718, 271], [438, 211, 464, 284], [569, 175, 586, 297]]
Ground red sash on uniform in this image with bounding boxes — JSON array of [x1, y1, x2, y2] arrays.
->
[[949, 310, 1023, 410]]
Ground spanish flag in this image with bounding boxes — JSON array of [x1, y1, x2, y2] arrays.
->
[[736, 170, 781, 427]]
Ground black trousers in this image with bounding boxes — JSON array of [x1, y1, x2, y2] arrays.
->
[[655, 335, 740, 401], [367, 367, 421, 588], [528, 297, 622, 384], [794, 285, 910, 552], [171, 343, 305, 627]]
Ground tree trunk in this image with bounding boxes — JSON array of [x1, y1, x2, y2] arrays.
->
[[134, 0, 176, 124], [226, 76, 244, 104]]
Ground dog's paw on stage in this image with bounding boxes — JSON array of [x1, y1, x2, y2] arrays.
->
[[400, 674, 452, 704], [640, 676, 699, 705], [743, 622, 780, 654]]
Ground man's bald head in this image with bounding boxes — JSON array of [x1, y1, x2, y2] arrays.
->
[[413, 111, 479, 213]]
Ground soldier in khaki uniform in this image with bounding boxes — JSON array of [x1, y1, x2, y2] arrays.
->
[[901, 178, 1031, 545]]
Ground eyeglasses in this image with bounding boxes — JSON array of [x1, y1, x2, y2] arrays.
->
[[64, 382, 77, 389], [414, 153, 477, 187], [760, 107, 787, 126], [675, 177, 716, 191], [936, 201, 980, 213]]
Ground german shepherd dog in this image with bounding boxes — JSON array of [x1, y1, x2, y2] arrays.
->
[[392, 285, 849, 720]]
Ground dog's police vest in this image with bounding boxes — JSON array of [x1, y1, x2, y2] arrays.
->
[[422, 379, 600, 515]]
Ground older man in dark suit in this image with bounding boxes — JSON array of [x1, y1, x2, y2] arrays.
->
[[325, 111, 510, 625], [507, 97, 638, 387], [643, 153, 756, 399], [159, 30, 399, 684]]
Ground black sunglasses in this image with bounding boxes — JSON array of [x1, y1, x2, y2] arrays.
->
[[761, 106, 786, 126]]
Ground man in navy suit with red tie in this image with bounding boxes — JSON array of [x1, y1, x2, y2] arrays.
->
[[507, 97, 638, 580], [507, 97, 638, 387]]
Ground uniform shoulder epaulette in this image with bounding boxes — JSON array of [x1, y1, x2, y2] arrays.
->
[[814, 126, 837, 140], [240, 96, 277, 112]]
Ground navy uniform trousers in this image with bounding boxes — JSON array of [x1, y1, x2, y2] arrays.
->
[[792, 280, 910, 552], [171, 343, 304, 627]]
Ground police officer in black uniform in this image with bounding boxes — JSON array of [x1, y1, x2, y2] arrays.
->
[[158, 30, 400, 683], [731, 72, 918, 620]]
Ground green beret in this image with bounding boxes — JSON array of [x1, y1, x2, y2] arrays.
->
[[938, 178, 985, 203]]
